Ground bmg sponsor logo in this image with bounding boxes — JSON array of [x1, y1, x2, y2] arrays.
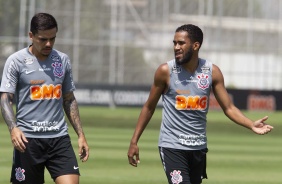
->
[[30, 84, 62, 100], [175, 95, 208, 110]]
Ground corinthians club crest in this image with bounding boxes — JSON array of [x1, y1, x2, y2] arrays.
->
[[15, 167, 25, 182], [197, 73, 209, 90], [170, 170, 183, 184], [52, 62, 64, 78]]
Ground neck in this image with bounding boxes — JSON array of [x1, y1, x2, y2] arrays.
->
[[182, 57, 199, 73], [29, 45, 48, 61]]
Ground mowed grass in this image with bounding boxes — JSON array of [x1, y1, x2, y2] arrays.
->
[[0, 106, 281, 184]]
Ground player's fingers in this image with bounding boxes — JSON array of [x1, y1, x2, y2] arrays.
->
[[13, 141, 18, 148], [78, 147, 83, 156], [18, 135, 28, 150], [129, 155, 140, 166], [13, 141, 25, 153], [130, 159, 137, 167], [259, 125, 273, 135], [17, 141, 26, 151], [79, 147, 88, 160], [21, 134, 29, 143], [135, 154, 140, 164], [254, 116, 268, 126], [81, 148, 89, 162], [82, 153, 89, 162], [12, 140, 20, 147], [261, 116, 268, 122], [127, 155, 137, 167], [265, 125, 273, 133], [266, 125, 274, 129], [78, 144, 86, 155]]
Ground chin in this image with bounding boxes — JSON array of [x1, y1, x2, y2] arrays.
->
[[176, 59, 187, 65], [175, 58, 181, 63], [42, 52, 51, 56]]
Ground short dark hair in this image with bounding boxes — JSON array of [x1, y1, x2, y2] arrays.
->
[[30, 13, 58, 35], [176, 24, 203, 47]]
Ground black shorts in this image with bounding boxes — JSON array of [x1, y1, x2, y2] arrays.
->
[[11, 135, 80, 184], [159, 147, 208, 184]]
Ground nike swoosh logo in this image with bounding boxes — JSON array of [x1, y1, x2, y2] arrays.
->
[[73, 166, 79, 170], [25, 70, 35, 74]]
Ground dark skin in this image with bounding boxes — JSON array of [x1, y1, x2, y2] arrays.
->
[[127, 31, 273, 167]]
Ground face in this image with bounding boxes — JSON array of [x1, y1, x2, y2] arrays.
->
[[29, 28, 57, 60], [173, 31, 194, 65]]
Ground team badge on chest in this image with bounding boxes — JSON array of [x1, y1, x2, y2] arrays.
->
[[52, 62, 64, 78], [197, 73, 209, 90]]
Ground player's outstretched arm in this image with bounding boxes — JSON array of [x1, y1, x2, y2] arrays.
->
[[63, 91, 89, 162], [211, 64, 273, 134]]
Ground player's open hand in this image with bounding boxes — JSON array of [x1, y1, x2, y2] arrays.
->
[[252, 116, 274, 135], [10, 127, 28, 153], [127, 143, 140, 167]]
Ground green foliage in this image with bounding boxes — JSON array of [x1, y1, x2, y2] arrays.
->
[[0, 107, 281, 184]]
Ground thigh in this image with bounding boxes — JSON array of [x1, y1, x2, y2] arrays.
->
[[159, 147, 208, 184], [159, 147, 191, 184], [11, 140, 46, 184], [46, 135, 80, 181], [190, 148, 208, 184]]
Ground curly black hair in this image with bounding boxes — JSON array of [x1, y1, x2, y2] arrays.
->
[[175, 24, 203, 47]]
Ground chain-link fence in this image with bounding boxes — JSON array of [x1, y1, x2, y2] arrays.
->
[[1, 0, 282, 89]]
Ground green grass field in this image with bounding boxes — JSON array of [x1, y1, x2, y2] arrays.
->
[[0, 106, 281, 184]]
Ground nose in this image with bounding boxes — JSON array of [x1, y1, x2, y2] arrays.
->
[[174, 43, 180, 50], [46, 40, 52, 47]]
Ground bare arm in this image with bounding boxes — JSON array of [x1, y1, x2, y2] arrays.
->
[[212, 64, 273, 134], [63, 91, 89, 162], [128, 63, 169, 167], [0, 92, 28, 152], [0, 92, 17, 132]]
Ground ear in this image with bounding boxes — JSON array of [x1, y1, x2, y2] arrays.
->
[[28, 32, 33, 41], [193, 42, 201, 51]]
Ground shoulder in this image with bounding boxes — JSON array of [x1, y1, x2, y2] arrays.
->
[[212, 63, 224, 84], [7, 48, 28, 60], [154, 63, 169, 84], [212, 63, 222, 74], [159, 59, 179, 74], [5, 48, 30, 68], [156, 62, 169, 76]]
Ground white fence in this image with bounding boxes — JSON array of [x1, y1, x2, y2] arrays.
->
[[0, 0, 282, 90]]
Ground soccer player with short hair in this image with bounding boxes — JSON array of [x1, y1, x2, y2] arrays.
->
[[127, 24, 273, 184], [0, 13, 89, 184]]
